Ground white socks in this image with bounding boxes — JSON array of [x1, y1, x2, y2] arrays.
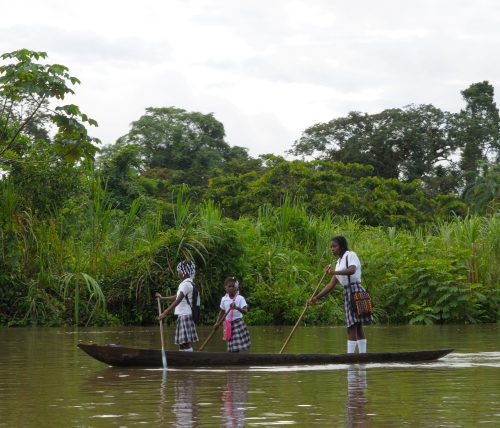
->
[[347, 340, 358, 353], [180, 347, 193, 352], [347, 340, 367, 353]]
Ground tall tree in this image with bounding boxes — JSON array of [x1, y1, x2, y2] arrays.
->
[[113, 107, 250, 187], [290, 104, 458, 188], [0, 49, 100, 170], [457, 81, 500, 183]]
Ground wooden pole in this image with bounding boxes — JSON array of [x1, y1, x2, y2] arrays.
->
[[279, 267, 330, 354], [157, 298, 167, 369], [198, 309, 231, 351]]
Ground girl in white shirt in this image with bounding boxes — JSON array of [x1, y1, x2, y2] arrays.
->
[[156, 261, 199, 352], [215, 277, 251, 353], [308, 236, 373, 353]]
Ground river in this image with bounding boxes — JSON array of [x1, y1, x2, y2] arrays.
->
[[0, 324, 499, 427]]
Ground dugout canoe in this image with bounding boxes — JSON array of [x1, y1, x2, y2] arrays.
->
[[77, 344, 453, 368]]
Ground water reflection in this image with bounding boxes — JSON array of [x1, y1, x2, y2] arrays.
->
[[171, 371, 198, 427], [346, 365, 371, 427], [221, 372, 249, 427]]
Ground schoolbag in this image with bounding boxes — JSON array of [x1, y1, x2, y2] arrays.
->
[[184, 280, 201, 323]]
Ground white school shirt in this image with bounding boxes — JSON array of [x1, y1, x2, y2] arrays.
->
[[174, 279, 194, 316], [220, 294, 247, 320], [334, 251, 362, 286]]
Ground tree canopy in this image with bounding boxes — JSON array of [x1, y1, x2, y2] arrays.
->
[[0, 49, 100, 169], [105, 107, 251, 188], [290, 83, 500, 194]]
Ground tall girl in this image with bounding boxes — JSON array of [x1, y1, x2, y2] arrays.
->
[[156, 260, 199, 352], [215, 277, 251, 353], [308, 236, 373, 353]]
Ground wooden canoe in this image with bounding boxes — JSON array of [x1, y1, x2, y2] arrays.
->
[[77, 344, 453, 368]]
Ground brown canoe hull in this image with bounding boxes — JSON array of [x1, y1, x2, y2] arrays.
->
[[77, 344, 453, 368]]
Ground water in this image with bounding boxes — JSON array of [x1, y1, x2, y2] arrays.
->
[[0, 324, 499, 427]]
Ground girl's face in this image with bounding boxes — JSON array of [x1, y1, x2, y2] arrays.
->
[[330, 240, 342, 257], [225, 282, 237, 297]]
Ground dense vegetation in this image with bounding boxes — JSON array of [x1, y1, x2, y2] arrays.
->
[[1, 49, 499, 327]]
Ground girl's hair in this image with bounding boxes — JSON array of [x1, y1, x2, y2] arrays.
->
[[331, 235, 349, 253], [224, 276, 239, 289], [177, 260, 195, 278]]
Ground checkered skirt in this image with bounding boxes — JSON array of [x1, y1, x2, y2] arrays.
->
[[175, 315, 199, 345], [227, 318, 251, 352], [343, 282, 373, 327]]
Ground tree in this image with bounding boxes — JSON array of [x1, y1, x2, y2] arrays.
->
[[113, 107, 250, 187], [206, 157, 465, 227], [98, 145, 151, 211], [462, 161, 500, 214], [456, 81, 500, 183], [290, 104, 459, 188], [7, 140, 85, 216], [0, 49, 100, 172]]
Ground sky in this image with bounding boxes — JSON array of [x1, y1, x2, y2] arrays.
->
[[2, 0, 500, 158]]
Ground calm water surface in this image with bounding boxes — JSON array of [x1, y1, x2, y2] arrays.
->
[[0, 324, 499, 427]]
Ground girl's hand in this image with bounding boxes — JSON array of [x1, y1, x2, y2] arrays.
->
[[229, 302, 236, 309], [155, 292, 162, 298], [324, 264, 332, 274], [158, 311, 167, 321], [307, 296, 317, 306]]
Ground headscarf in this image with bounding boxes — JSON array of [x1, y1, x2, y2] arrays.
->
[[177, 260, 195, 279]]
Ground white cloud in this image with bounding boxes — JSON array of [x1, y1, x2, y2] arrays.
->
[[286, 1, 336, 28]]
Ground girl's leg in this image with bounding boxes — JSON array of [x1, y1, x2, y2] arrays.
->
[[347, 323, 368, 353], [347, 324, 358, 353], [356, 323, 367, 353], [179, 343, 192, 350], [347, 324, 358, 341], [356, 323, 365, 340]]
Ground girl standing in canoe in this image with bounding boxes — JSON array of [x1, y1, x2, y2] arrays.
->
[[156, 260, 199, 352], [215, 277, 251, 353], [308, 236, 373, 353]]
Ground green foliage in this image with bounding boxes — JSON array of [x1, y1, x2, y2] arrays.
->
[[1, 51, 498, 328], [1, 170, 500, 327], [207, 158, 466, 227], [457, 81, 500, 182], [0, 49, 100, 167], [8, 140, 84, 217], [290, 105, 460, 188], [108, 107, 251, 188], [462, 161, 500, 214]]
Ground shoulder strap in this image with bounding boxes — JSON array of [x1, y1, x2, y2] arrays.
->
[[229, 295, 236, 321], [346, 254, 351, 285], [184, 279, 193, 307]]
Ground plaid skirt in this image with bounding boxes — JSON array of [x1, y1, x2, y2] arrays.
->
[[343, 282, 373, 328], [175, 315, 199, 345], [228, 318, 251, 353]]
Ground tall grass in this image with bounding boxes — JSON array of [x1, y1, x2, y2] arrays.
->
[[2, 176, 500, 326]]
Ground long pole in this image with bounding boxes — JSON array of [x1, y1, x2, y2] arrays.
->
[[279, 266, 330, 354], [198, 309, 231, 351], [157, 298, 167, 369]]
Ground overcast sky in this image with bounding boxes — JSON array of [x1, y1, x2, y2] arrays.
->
[[2, 0, 499, 157]]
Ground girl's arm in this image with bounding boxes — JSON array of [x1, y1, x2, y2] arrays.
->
[[308, 276, 339, 305], [158, 292, 184, 320], [155, 292, 176, 302], [328, 264, 356, 276], [230, 302, 248, 315]]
